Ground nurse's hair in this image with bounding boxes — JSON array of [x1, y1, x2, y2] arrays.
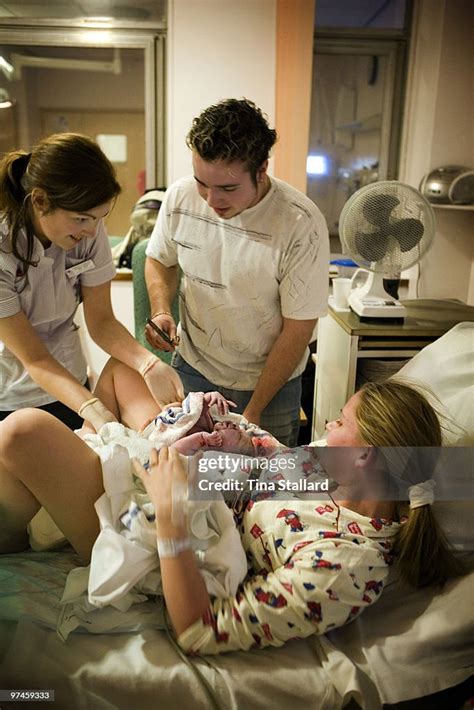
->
[[355, 380, 466, 588], [186, 98, 277, 185], [0, 132, 121, 276]]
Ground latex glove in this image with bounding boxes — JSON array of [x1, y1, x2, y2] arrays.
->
[[140, 356, 185, 409], [78, 397, 118, 432]]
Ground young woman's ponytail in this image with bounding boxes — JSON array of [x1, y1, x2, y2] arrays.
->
[[393, 504, 466, 587], [356, 380, 467, 588]]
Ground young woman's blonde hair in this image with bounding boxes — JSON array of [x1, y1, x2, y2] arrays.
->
[[0, 132, 121, 282], [356, 380, 466, 587]]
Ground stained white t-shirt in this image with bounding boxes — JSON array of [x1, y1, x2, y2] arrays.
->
[[0, 220, 116, 409], [146, 175, 329, 389]]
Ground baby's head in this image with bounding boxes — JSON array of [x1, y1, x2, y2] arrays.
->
[[213, 421, 255, 455], [213, 421, 281, 457]]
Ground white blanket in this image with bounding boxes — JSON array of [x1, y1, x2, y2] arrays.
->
[[58, 393, 248, 639]]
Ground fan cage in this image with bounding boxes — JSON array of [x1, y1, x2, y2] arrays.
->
[[339, 181, 436, 275]]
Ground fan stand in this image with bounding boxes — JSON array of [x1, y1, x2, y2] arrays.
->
[[348, 268, 406, 319]]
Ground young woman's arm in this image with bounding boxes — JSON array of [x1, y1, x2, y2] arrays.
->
[[134, 447, 211, 634], [136, 447, 392, 655]]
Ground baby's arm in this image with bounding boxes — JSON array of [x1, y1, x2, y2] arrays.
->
[[171, 430, 223, 456], [202, 392, 237, 416], [188, 392, 237, 434]]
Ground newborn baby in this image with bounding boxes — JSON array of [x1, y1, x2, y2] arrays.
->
[[149, 391, 280, 457], [173, 420, 257, 456]]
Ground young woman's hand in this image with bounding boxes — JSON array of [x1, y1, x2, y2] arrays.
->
[[133, 447, 188, 538]]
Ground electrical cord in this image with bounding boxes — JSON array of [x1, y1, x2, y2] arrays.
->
[[163, 608, 224, 710]]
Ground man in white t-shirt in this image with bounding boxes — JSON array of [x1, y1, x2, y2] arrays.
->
[[145, 99, 329, 446]]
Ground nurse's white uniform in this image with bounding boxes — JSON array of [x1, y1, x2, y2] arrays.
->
[[0, 220, 116, 411]]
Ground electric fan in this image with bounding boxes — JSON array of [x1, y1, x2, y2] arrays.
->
[[338, 181, 436, 319]]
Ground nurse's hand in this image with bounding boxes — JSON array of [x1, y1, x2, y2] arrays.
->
[[139, 356, 185, 409], [78, 398, 118, 432]]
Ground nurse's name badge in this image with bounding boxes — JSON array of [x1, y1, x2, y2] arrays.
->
[[65, 259, 95, 279]]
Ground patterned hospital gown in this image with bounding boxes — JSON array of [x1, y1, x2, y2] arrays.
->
[[178, 496, 399, 654]]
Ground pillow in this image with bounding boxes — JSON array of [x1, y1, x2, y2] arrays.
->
[[395, 322, 474, 553], [394, 321, 473, 445]]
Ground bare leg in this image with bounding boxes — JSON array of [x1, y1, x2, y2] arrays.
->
[[0, 409, 104, 563], [93, 358, 160, 430]]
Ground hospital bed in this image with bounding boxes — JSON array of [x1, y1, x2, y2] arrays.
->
[[0, 323, 473, 709]]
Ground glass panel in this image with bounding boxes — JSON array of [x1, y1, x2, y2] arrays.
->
[[316, 0, 407, 30], [0, 44, 146, 237], [307, 50, 393, 241], [0, 2, 166, 25]]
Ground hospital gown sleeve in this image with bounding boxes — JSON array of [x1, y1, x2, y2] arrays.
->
[[177, 538, 390, 655]]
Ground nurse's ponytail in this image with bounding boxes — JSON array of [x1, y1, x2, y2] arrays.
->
[[0, 151, 37, 272], [0, 150, 31, 208]]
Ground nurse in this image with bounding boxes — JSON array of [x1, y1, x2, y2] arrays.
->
[[0, 132, 183, 430]]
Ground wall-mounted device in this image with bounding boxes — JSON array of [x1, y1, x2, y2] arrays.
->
[[420, 165, 474, 205]]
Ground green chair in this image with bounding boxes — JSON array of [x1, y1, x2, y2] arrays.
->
[[131, 238, 180, 365], [108, 236, 124, 250]]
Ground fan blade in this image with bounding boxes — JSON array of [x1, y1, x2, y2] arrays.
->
[[390, 218, 425, 252], [362, 194, 400, 226], [355, 231, 389, 261]]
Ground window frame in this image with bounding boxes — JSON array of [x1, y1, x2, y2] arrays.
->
[[0, 26, 165, 186]]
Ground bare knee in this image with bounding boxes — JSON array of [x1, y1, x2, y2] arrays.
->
[[0, 409, 64, 463]]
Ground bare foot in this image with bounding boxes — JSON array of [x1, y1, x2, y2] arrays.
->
[[201, 431, 223, 447]]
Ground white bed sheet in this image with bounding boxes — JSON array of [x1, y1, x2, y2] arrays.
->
[[1, 548, 472, 710], [2, 322, 473, 708]]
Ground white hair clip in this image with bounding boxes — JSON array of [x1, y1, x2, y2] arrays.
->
[[408, 479, 436, 509]]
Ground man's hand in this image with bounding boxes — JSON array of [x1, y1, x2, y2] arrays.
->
[[145, 313, 179, 352]]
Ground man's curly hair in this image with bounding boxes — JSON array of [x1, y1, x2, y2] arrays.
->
[[186, 98, 277, 184]]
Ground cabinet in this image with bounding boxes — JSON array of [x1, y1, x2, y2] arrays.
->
[[311, 299, 474, 441]]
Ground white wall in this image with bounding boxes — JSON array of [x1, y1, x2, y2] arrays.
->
[[400, 0, 473, 304], [166, 0, 276, 184]]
